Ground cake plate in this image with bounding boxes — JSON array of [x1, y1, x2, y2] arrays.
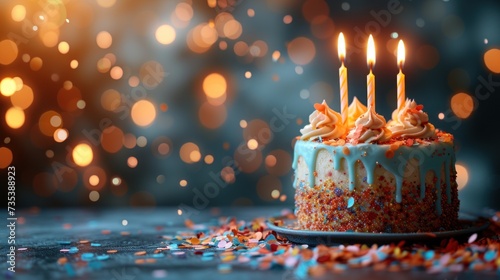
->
[[266, 212, 490, 245]]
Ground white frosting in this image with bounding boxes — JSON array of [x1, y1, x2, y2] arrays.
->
[[389, 99, 436, 139], [347, 96, 367, 129], [347, 105, 391, 144], [300, 100, 346, 141]]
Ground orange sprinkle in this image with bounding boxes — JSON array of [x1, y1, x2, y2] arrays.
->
[[189, 237, 200, 245], [406, 139, 414, 146], [79, 240, 90, 244], [63, 223, 72, 229], [135, 259, 145, 264], [314, 103, 325, 112], [120, 231, 130, 236], [57, 257, 68, 265], [385, 150, 394, 159], [107, 249, 118, 254], [101, 229, 111, 235], [134, 251, 147, 256], [145, 258, 156, 263], [342, 146, 350, 155]]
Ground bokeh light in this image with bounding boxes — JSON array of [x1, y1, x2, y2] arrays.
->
[[84, 166, 107, 190], [180, 142, 201, 164], [203, 73, 227, 99], [0, 40, 18, 65], [451, 93, 474, 119], [156, 24, 176, 45], [101, 126, 124, 153], [58, 41, 70, 54], [53, 128, 68, 143], [39, 111, 62, 136], [96, 31, 112, 49], [127, 156, 138, 168], [72, 143, 93, 167], [456, 164, 469, 190], [287, 37, 316, 65], [0, 147, 13, 169], [5, 107, 25, 129], [101, 89, 122, 111], [30, 57, 43, 71], [131, 100, 157, 127], [89, 191, 100, 202], [10, 85, 34, 109], [1, 77, 17, 96], [11, 5, 26, 22], [484, 48, 500, 73]]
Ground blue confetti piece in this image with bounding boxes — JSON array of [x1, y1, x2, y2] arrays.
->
[[424, 250, 435, 260], [295, 260, 316, 279], [202, 252, 215, 257], [90, 243, 101, 247], [69, 247, 79, 254], [274, 249, 286, 255], [81, 253, 94, 261], [58, 241, 71, 245], [265, 234, 276, 241], [152, 253, 165, 258], [169, 244, 178, 250], [347, 197, 355, 208], [484, 250, 497, 262], [376, 251, 388, 261], [96, 255, 109, 261], [201, 256, 213, 261]]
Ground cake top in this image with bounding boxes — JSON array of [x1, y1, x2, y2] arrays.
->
[[299, 98, 452, 146]]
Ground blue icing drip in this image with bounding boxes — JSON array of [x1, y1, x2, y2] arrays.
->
[[292, 140, 455, 214], [363, 158, 376, 185], [347, 157, 356, 191]]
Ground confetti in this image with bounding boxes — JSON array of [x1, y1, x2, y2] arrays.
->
[[97, 255, 109, 261], [347, 197, 355, 208], [468, 233, 478, 243]]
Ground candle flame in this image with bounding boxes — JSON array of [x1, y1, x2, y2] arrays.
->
[[397, 40, 405, 69], [338, 32, 346, 61], [367, 34, 375, 68]]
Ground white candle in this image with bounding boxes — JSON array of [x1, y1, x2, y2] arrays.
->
[[367, 35, 376, 110], [397, 40, 405, 112], [338, 32, 348, 125]]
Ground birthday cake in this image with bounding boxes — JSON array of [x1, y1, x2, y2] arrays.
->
[[292, 98, 460, 233]]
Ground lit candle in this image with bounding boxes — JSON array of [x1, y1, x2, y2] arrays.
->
[[367, 35, 376, 110], [338, 32, 348, 125], [397, 39, 405, 112]]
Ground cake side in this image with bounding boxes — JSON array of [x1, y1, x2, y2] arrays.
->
[[293, 138, 459, 233]]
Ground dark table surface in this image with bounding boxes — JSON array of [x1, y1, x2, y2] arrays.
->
[[2, 207, 500, 280]]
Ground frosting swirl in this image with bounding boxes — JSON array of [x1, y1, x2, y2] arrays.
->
[[300, 100, 346, 141], [347, 96, 367, 129], [347, 105, 391, 144], [389, 99, 436, 139]]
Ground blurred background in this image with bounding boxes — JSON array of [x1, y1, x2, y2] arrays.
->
[[1, 0, 499, 212]]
